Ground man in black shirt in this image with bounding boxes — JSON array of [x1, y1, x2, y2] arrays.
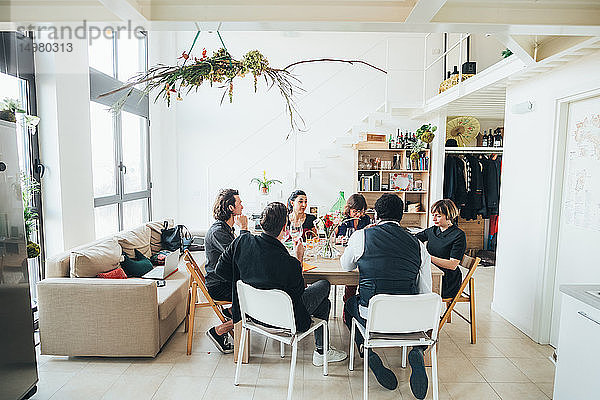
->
[[204, 189, 249, 353], [215, 202, 347, 366]]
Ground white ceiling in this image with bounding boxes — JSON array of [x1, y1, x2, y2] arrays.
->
[[1, 0, 600, 34]]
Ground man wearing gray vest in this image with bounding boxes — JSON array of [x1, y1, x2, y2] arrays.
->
[[341, 193, 432, 399]]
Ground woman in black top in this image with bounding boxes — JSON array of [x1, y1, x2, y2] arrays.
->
[[336, 193, 371, 237], [415, 199, 467, 299], [287, 190, 318, 240]]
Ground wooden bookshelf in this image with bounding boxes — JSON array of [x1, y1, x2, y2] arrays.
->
[[354, 142, 431, 228]]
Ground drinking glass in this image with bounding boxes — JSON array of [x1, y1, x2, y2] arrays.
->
[[290, 225, 303, 243]]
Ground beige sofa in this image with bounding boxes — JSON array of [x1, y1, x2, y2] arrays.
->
[[37, 220, 201, 357]]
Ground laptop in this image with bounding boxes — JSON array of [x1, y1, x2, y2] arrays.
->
[[142, 251, 179, 280]]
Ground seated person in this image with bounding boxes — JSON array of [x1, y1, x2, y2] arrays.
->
[[415, 199, 467, 299], [341, 193, 432, 399], [204, 189, 249, 353], [335, 193, 372, 323], [337, 193, 371, 237], [215, 202, 347, 366], [287, 190, 318, 240]]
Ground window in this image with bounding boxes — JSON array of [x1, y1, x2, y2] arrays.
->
[[88, 32, 150, 238]]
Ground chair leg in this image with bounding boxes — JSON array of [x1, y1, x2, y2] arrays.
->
[[431, 344, 439, 400], [184, 277, 192, 333], [186, 282, 198, 355], [234, 326, 247, 386], [469, 279, 477, 344], [401, 346, 407, 368], [280, 341, 285, 358], [363, 344, 369, 400], [323, 321, 328, 376], [447, 307, 452, 323], [349, 319, 356, 371], [287, 342, 298, 400]]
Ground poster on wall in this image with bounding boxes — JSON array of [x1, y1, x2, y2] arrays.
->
[[563, 96, 600, 231]]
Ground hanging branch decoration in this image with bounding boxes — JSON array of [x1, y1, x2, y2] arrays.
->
[[99, 40, 386, 134]]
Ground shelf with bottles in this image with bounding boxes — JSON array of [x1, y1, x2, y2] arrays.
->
[[358, 169, 429, 173], [358, 151, 430, 171]]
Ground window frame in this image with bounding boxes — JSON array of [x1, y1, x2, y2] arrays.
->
[[89, 32, 152, 235]]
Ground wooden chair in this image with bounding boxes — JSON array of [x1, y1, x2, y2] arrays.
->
[[438, 254, 481, 344], [183, 249, 232, 355]]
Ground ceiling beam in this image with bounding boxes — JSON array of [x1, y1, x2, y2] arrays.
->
[[493, 32, 536, 66], [97, 0, 147, 22], [405, 0, 448, 23]]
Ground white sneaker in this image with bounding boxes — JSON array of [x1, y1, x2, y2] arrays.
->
[[312, 347, 348, 366]]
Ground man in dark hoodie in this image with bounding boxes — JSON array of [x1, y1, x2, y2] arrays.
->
[[215, 202, 347, 366]]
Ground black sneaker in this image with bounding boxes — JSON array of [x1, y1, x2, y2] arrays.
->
[[222, 307, 233, 320], [408, 347, 428, 399], [206, 327, 233, 354], [368, 350, 398, 390]]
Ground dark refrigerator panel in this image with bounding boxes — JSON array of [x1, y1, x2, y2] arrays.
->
[[0, 120, 38, 400]]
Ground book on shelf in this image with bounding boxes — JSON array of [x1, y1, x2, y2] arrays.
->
[[359, 172, 381, 191]]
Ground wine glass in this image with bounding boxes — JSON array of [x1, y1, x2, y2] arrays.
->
[[290, 225, 303, 243]]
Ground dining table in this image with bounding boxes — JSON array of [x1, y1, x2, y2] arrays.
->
[[234, 247, 444, 365]]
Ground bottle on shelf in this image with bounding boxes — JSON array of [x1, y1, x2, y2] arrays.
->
[[389, 133, 396, 149], [399, 130, 405, 150], [481, 130, 488, 147], [488, 129, 494, 147], [493, 128, 503, 147], [452, 65, 459, 76]]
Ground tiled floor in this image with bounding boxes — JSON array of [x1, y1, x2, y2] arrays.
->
[[32, 267, 556, 399]]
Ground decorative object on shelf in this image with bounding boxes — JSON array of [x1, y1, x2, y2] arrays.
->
[[330, 191, 346, 213], [314, 212, 341, 259], [250, 170, 282, 195], [0, 98, 40, 128], [415, 124, 437, 143], [99, 31, 386, 135], [462, 61, 477, 75], [20, 173, 40, 258], [502, 48, 513, 58], [439, 73, 474, 93], [446, 116, 480, 147], [390, 173, 413, 191], [366, 133, 386, 142]]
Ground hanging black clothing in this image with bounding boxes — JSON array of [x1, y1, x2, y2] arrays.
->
[[460, 155, 485, 220], [443, 156, 467, 208], [481, 157, 501, 215]]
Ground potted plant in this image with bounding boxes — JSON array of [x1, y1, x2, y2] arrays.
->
[[21, 173, 41, 258], [410, 123, 437, 160], [0, 97, 40, 128], [0, 97, 25, 123], [250, 171, 282, 195]]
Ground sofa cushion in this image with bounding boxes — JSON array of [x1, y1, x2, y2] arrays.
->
[[157, 270, 189, 320], [115, 224, 151, 259], [70, 238, 122, 278], [147, 219, 174, 255], [121, 251, 153, 278], [96, 267, 128, 279]]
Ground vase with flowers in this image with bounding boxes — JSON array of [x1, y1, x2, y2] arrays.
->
[[314, 212, 342, 259]]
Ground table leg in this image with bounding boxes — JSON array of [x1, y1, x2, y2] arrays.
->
[[332, 285, 337, 318], [233, 321, 249, 364]]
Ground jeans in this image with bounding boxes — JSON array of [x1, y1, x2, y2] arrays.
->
[[343, 295, 366, 349], [302, 279, 331, 351]]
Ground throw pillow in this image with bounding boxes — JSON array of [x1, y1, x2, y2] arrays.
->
[[120, 250, 153, 277], [114, 224, 151, 259], [96, 267, 128, 279], [70, 238, 122, 278], [147, 219, 174, 255]]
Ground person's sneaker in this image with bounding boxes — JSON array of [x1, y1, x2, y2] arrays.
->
[[312, 347, 348, 366], [222, 307, 233, 320], [206, 327, 233, 354], [368, 350, 398, 390], [408, 347, 428, 399]]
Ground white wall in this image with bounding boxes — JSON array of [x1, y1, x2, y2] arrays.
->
[[147, 31, 428, 229], [492, 50, 600, 342], [35, 34, 96, 256]]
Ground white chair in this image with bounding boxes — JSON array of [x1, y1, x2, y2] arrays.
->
[[234, 280, 328, 400], [349, 293, 442, 400]]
